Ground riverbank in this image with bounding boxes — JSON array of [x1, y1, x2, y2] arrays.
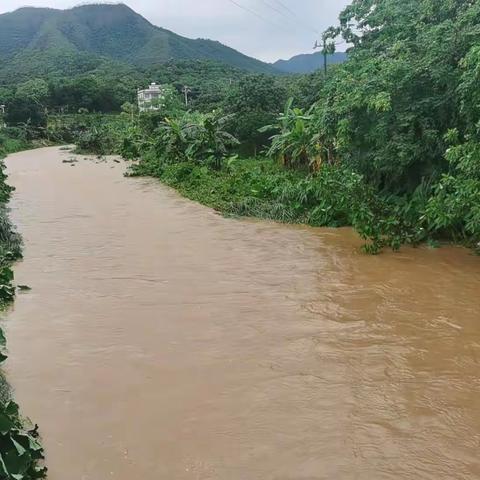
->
[[39, 111, 479, 254], [0, 129, 33, 160], [0, 144, 46, 479], [130, 157, 346, 224], [5, 146, 480, 480], [129, 156, 431, 254]]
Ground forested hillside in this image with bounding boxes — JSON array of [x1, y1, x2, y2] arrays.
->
[[0, 3, 276, 81]]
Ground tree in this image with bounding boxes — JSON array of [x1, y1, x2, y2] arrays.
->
[[185, 113, 239, 168], [426, 45, 480, 245], [5, 98, 46, 131], [15, 79, 49, 104], [315, 0, 480, 193], [5, 79, 49, 131], [223, 75, 287, 156]]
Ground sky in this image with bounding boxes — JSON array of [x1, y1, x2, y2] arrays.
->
[[0, 0, 350, 62]]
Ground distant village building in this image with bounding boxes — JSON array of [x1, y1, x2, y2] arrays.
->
[[137, 83, 165, 112], [0, 105, 5, 129]]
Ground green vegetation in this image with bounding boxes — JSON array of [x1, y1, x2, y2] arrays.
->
[[52, 0, 477, 254], [0, 131, 30, 160], [223, 75, 288, 156], [0, 135, 46, 479], [311, 0, 480, 250], [3, 0, 480, 255], [0, 61, 291, 120], [131, 158, 380, 233]]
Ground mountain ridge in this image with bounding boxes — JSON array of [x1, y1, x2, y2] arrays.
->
[[0, 3, 278, 80]]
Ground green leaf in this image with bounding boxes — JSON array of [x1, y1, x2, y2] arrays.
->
[[0, 412, 15, 434], [5, 402, 19, 417], [0, 453, 9, 477], [11, 438, 27, 457]]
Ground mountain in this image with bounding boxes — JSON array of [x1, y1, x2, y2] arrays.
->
[[0, 3, 277, 81], [273, 51, 348, 74]]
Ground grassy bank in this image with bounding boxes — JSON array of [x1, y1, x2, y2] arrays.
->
[[0, 133, 30, 159], [0, 134, 46, 479], [130, 156, 414, 253], [131, 157, 354, 224]]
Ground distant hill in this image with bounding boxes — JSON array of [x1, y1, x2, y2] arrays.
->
[[0, 3, 277, 81], [273, 51, 348, 74]]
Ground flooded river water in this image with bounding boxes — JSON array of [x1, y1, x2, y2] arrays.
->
[[3, 147, 480, 479]]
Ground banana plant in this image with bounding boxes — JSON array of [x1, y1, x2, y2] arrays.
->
[[185, 113, 239, 168], [260, 98, 318, 169]]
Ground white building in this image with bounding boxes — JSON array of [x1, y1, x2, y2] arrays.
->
[[0, 105, 5, 128], [137, 83, 165, 112]]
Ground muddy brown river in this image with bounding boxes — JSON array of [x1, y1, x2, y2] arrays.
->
[[3, 147, 480, 479]]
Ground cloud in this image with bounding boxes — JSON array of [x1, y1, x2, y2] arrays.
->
[[0, 0, 351, 62]]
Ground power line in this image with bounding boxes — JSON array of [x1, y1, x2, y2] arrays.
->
[[259, 0, 291, 20], [226, 0, 324, 54], [226, 0, 284, 29], [271, 0, 300, 17], [258, 0, 310, 32], [270, 0, 319, 34]]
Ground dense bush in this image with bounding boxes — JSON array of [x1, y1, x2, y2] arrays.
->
[[248, 0, 480, 251], [424, 46, 480, 247], [293, 0, 480, 250], [223, 75, 288, 156], [0, 130, 30, 163]]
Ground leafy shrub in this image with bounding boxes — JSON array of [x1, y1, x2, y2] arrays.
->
[[426, 141, 480, 245], [0, 398, 46, 479]]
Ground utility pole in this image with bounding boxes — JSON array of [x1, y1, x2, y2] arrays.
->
[[182, 86, 192, 107], [323, 38, 328, 76], [314, 39, 329, 76], [314, 28, 340, 77]]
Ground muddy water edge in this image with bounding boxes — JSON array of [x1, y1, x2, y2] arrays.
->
[[3, 146, 480, 480]]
